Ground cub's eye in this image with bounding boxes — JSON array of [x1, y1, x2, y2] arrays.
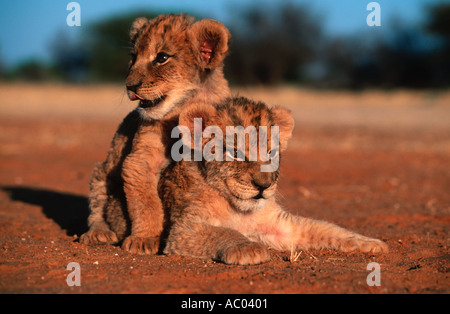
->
[[225, 148, 236, 160], [154, 52, 170, 65], [268, 148, 279, 159], [130, 53, 137, 64], [226, 148, 244, 161]]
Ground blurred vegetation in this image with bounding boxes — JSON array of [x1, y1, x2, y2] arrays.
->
[[225, 3, 323, 85], [1, 3, 449, 89], [83, 11, 159, 81], [50, 11, 160, 82]]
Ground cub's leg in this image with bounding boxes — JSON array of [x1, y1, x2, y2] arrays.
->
[[79, 163, 118, 245], [121, 142, 166, 254], [80, 110, 140, 246], [256, 206, 388, 253], [293, 215, 388, 253], [164, 222, 271, 265]]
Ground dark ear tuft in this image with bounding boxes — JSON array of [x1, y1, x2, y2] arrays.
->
[[188, 19, 231, 69]]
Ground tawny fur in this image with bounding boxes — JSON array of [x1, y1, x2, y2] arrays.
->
[[159, 98, 388, 265], [80, 14, 231, 254]]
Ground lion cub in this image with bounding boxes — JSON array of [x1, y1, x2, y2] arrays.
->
[[159, 98, 388, 265], [80, 14, 231, 254]]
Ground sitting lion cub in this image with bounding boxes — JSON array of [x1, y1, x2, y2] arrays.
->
[[159, 98, 388, 265], [80, 14, 231, 254]]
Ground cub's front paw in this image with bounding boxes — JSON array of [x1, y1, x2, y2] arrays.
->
[[218, 242, 271, 265], [122, 236, 160, 255], [79, 229, 118, 245], [340, 236, 388, 253]]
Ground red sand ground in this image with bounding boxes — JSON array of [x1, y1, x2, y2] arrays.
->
[[0, 84, 448, 293]]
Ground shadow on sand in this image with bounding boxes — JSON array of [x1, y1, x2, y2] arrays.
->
[[2, 185, 89, 237]]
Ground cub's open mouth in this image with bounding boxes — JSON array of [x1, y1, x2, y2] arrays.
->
[[139, 95, 167, 109]]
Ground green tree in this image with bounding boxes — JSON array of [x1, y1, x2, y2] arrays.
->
[[426, 3, 450, 42], [225, 3, 323, 85], [0, 46, 4, 79], [425, 3, 450, 87], [10, 60, 52, 82], [50, 31, 89, 82]]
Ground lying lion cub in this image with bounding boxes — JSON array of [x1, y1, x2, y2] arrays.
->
[[80, 14, 231, 254], [159, 98, 388, 265]]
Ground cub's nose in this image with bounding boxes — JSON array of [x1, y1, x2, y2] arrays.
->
[[126, 83, 144, 101], [126, 83, 141, 93], [251, 173, 272, 192]]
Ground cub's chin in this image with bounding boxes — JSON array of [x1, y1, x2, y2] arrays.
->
[[225, 183, 275, 213], [230, 197, 268, 213]]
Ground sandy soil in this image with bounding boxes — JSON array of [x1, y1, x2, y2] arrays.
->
[[0, 83, 449, 294]]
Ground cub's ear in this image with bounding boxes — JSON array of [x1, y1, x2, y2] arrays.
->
[[130, 17, 148, 43], [178, 103, 217, 147], [188, 19, 231, 69], [270, 106, 295, 151]]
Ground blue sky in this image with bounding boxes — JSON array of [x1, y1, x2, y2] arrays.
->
[[0, 0, 445, 68]]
